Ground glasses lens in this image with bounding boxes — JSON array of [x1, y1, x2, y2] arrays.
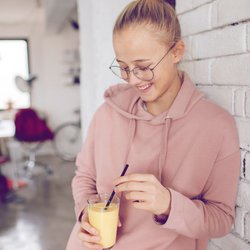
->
[[134, 68, 154, 81], [110, 66, 128, 80]]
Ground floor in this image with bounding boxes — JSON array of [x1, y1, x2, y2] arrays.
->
[[0, 155, 76, 250]]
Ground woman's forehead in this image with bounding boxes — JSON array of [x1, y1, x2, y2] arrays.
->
[[113, 26, 166, 59], [114, 25, 161, 46]]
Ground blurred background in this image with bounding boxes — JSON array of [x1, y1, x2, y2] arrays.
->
[[0, 0, 249, 250], [0, 0, 82, 249], [0, 1, 129, 249]]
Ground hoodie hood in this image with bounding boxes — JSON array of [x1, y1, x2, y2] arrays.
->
[[104, 72, 204, 181], [104, 72, 204, 123]]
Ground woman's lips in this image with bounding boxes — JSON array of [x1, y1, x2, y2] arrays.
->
[[137, 83, 152, 92]]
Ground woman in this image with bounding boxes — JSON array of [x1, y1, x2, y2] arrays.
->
[[67, 1, 240, 249]]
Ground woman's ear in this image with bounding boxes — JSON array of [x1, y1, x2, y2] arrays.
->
[[172, 40, 185, 64]]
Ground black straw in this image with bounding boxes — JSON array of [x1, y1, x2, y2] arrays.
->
[[104, 164, 129, 210]]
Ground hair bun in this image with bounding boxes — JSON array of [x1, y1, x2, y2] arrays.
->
[[163, 0, 176, 9]]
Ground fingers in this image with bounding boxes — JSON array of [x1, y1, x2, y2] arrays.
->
[[78, 229, 101, 244], [131, 200, 150, 211], [114, 173, 157, 186], [78, 225, 102, 249], [113, 173, 171, 215], [125, 191, 149, 202], [78, 212, 102, 249], [81, 221, 99, 236], [115, 181, 152, 193], [81, 211, 99, 235]]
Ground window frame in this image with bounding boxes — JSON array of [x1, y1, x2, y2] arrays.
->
[[0, 38, 31, 111]]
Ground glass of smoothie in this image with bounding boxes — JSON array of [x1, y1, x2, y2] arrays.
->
[[87, 193, 120, 249]]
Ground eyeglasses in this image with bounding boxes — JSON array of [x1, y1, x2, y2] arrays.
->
[[109, 43, 176, 82]]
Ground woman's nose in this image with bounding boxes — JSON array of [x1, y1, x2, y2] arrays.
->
[[127, 72, 141, 86]]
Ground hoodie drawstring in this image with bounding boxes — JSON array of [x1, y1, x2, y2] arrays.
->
[[158, 117, 172, 182], [123, 118, 136, 166], [124, 117, 172, 183]]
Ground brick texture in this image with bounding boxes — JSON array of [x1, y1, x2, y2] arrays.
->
[[192, 0, 213, 9], [207, 241, 221, 250], [212, 234, 250, 250], [192, 24, 246, 59], [245, 152, 250, 181], [194, 59, 212, 84], [179, 4, 211, 36], [176, 0, 250, 249], [247, 23, 250, 51], [198, 86, 233, 113], [216, 0, 250, 26], [236, 181, 250, 210], [246, 90, 250, 117], [211, 54, 250, 86], [245, 212, 250, 242], [176, 1, 193, 14], [234, 89, 245, 117], [234, 207, 248, 238], [235, 118, 250, 150], [241, 150, 247, 179]]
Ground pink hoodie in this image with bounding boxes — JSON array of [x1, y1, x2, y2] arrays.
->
[[67, 72, 240, 250]]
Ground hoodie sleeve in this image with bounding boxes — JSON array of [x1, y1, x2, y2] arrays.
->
[[71, 113, 97, 222], [163, 115, 240, 239]]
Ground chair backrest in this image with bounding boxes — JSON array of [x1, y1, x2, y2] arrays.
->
[[14, 108, 54, 142]]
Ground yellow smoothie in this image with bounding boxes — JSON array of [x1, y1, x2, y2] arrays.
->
[[88, 202, 119, 249]]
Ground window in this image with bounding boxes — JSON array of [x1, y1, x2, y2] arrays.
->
[[0, 39, 30, 110]]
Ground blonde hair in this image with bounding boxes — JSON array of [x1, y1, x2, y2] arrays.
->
[[113, 0, 181, 45]]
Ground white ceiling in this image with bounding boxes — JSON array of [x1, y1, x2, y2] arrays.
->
[[0, 0, 44, 24], [0, 0, 77, 32], [45, 0, 77, 33]]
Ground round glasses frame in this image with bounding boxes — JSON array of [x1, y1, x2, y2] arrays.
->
[[109, 43, 176, 82]]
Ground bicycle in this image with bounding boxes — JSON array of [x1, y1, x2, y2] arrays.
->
[[52, 109, 82, 162]]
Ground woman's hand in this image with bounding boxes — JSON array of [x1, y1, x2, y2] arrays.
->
[[78, 210, 102, 250], [78, 209, 122, 250], [114, 174, 171, 215]]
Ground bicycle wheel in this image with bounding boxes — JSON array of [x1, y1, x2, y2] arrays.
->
[[53, 123, 82, 162]]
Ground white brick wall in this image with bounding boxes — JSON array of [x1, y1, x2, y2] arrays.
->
[[176, 1, 193, 14], [247, 23, 250, 51], [212, 234, 250, 250], [246, 90, 250, 117], [198, 86, 233, 113], [245, 152, 250, 181], [236, 118, 250, 150], [237, 181, 250, 210], [216, 0, 250, 26], [177, 0, 250, 249], [192, 24, 246, 59], [211, 54, 250, 86], [234, 207, 248, 238], [234, 89, 245, 117], [179, 4, 212, 36], [246, 213, 250, 241], [207, 241, 221, 250]]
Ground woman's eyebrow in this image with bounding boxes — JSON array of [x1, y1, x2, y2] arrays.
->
[[116, 58, 151, 63]]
